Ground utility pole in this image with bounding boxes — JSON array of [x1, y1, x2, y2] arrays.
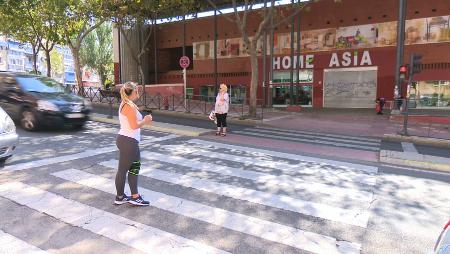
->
[[262, 0, 267, 107], [395, 0, 407, 105], [402, 53, 422, 135]]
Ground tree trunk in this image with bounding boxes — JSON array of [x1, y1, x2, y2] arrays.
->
[[69, 45, 84, 96], [98, 68, 106, 89], [32, 46, 38, 74], [249, 40, 259, 118], [138, 64, 145, 86], [45, 49, 51, 77]]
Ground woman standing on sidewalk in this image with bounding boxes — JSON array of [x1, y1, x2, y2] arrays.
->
[[115, 82, 152, 206], [215, 83, 229, 136]]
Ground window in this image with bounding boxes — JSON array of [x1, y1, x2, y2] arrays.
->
[[16, 76, 66, 93]]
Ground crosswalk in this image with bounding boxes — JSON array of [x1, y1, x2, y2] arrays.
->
[[233, 126, 381, 151], [0, 132, 379, 254]]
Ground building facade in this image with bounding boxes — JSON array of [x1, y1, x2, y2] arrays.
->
[[0, 36, 77, 86], [113, 0, 450, 109]]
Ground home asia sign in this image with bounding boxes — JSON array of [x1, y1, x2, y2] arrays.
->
[[273, 50, 373, 70]]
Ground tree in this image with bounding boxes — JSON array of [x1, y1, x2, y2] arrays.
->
[[32, 0, 64, 77], [103, 0, 201, 85], [80, 23, 113, 89], [0, 0, 42, 73], [50, 49, 64, 79], [206, 0, 340, 117], [58, 0, 107, 94]]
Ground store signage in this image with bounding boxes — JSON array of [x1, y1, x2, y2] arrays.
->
[[273, 54, 314, 70], [329, 50, 372, 68]]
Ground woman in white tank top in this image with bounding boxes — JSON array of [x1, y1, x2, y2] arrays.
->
[[115, 82, 152, 206]]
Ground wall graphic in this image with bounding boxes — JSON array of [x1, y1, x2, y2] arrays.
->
[[376, 21, 397, 46], [336, 24, 378, 49], [405, 19, 427, 44], [193, 15, 450, 60], [301, 28, 336, 52], [426, 16, 450, 42]]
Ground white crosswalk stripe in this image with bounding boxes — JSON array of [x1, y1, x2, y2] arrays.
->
[[162, 144, 378, 186], [101, 157, 370, 214], [1, 134, 378, 254], [52, 168, 361, 254], [138, 152, 370, 227], [234, 126, 381, 151], [0, 230, 49, 254], [186, 139, 378, 174], [2, 134, 179, 172], [0, 182, 229, 254]]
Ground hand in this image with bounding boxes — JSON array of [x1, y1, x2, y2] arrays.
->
[[143, 115, 152, 124]]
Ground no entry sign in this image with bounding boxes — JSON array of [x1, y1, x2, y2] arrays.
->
[[179, 56, 190, 69]]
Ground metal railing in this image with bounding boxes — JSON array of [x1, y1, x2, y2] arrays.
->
[[71, 86, 265, 120]]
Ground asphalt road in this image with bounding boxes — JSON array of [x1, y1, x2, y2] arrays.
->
[[0, 121, 449, 254]]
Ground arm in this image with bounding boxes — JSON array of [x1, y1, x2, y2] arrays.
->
[[122, 104, 150, 130]]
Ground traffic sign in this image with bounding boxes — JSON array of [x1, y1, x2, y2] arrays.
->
[[179, 56, 190, 69]]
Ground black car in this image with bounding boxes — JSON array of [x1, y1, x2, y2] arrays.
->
[[0, 72, 92, 131]]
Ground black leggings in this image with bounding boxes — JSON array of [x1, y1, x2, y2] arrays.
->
[[115, 135, 140, 196], [216, 113, 227, 128]]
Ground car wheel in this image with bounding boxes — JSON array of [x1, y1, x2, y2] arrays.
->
[[21, 109, 37, 131], [73, 124, 85, 130], [0, 158, 6, 167]]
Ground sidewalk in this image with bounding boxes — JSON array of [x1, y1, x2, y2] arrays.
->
[[91, 104, 450, 172], [90, 113, 212, 137]]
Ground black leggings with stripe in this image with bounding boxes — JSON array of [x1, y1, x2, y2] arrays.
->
[[115, 134, 140, 196]]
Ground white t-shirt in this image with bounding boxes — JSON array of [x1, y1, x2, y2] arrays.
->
[[118, 102, 142, 142], [215, 93, 229, 114]]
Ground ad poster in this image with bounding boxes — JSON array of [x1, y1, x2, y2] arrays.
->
[[426, 16, 450, 43], [377, 21, 397, 46], [301, 28, 336, 52], [336, 24, 378, 49], [405, 19, 427, 45]]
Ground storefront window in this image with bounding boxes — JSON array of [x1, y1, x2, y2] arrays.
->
[[273, 70, 313, 84], [410, 80, 450, 108], [272, 85, 312, 106], [229, 85, 246, 104]]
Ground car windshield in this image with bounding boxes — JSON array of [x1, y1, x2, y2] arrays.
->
[[16, 76, 66, 93]]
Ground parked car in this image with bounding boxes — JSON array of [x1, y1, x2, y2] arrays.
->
[[435, 221, 450, 254], [0, 72, 92, 131], [0, 106, 18, 166]]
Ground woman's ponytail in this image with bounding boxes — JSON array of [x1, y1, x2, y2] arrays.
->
[[120, 82, 137, 105]]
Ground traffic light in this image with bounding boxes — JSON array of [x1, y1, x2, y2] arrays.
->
[[411, 53, 423, 74], [399, 64, 408, 80]]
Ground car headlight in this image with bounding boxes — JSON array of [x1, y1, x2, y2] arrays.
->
[[1, 113, 16, 134], [84, 99, 92, 110], [37, 100, 59, 111]]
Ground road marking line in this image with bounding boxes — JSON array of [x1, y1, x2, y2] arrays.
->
[[249, 128, 380, 146], [2, 134, 179, 172], [262, 115, 293, 122], [401, 142, 418, 154], [0, 182, 228, 254], [233, 131, 380, 151], [52, 169, 361, 254], [162, 144, 378, 186], [0, 230, 49, 254], [187, 139, 379, 174], [255, 126, 381, 142]]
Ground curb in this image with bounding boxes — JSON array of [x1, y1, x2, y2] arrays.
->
[[383, 134, 450, 148], [90, 115, 212, 137], [93, 102, 261, 126], [379, 150, 450, 172]]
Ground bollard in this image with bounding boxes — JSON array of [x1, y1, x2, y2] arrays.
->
[[107, 97, 113, 119]]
